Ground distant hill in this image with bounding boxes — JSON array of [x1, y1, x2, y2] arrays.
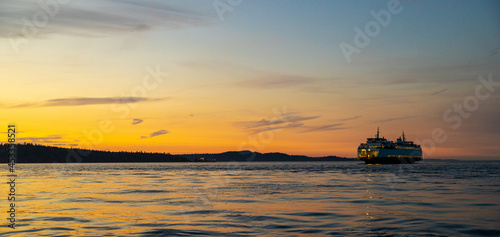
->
[[181, 150, 354, 162], [1, 143, 186, 163], [0, 143, 355, 163]]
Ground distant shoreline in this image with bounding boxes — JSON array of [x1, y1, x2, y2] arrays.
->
[[0, 143, 354, 163], [3, 143, 490, 163]]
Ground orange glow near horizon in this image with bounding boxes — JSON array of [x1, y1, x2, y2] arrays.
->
[[2, 1, 499, 160]]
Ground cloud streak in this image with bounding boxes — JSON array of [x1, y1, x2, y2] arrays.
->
[[431, 89, 447, 96], [132, 119, 143, 125], [375, 116, 415, 123], [236, 113, 318, 129], [141, 130, 169, 139], [236, 112, 321, 135], [1, 0, 215, 38], [16, 134, 65, 144], [236, 76, 317, 89], [4, 97, 166, 108], [301, 123, 348, 133], [337, 116, 361, 121], [249, 122, 304, 135]]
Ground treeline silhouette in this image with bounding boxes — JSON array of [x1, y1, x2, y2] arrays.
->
[[181, 151, 353, 162], [1, 143, 354, 163], [1, 143, 187, 163]]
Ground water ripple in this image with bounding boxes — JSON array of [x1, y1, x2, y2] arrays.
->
[[7, 161, 499, 236]]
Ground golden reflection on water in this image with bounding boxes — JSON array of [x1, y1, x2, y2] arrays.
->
[[1, 162, 499, 236], [1, 164, 361, 235]]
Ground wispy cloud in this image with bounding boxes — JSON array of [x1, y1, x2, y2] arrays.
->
[[236, 113, 318, 129], [375, 116, 415, 123], [0, 131, 24, 134], [44, 97, 163, 106], [4, 97, 166, 108], [180, 61, 339, 94], [16, 134, 65, 144], [301, 123, 348, 133], [431, 89, 447, 96], [236, 76, 317, 89], [140, 130, 169, 139], [236, 112, 320, 134], [250, 122, 304, 134], [132, 118, 143, 125], [337, 116, 361, 121], [1, 0, 215, 38]]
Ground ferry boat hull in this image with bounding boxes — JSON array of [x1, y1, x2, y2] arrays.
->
[[358, 155, 423, 164], [357, 128, 423, 164]]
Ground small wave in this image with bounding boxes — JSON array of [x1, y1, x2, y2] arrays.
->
[[286, 212, 354, 219], [139, 228, 235, 236], [286, 228, 325, 234], [227, 213, 311, 224], [176, 210, 225, 216], [43, 217, 90, 223], [460, 228, 500, 236], [263, 224, 297, 229], [116, 189, 171, 194]]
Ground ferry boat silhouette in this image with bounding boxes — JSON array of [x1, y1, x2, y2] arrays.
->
[[358, 127, 423, 164]]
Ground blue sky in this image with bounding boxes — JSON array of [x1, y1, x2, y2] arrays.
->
[[1, 0, 499, 159]]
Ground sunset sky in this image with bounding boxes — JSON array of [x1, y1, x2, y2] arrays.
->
[[1, 0, 499, 159]]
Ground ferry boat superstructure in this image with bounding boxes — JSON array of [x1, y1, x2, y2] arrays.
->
[[358, 128, 423, 164]]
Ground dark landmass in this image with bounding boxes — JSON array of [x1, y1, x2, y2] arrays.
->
[[1, 143, 355, 163], [1, 143, 186, 163], [181, 150, 354, 162]]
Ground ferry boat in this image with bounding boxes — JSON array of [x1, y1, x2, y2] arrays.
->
[[358, 127, 423, 164]]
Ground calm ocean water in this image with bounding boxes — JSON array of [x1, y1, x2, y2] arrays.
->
[[2, 160, 499, 236]]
